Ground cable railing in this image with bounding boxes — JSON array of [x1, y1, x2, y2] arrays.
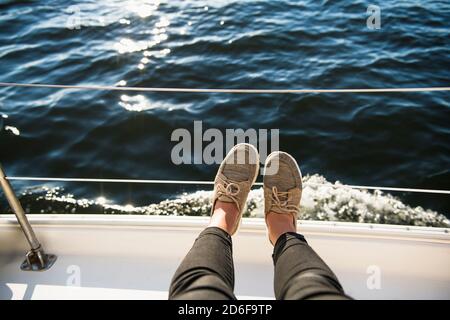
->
[[1, 82, 450, 94], [2, 81, 449, 196], [5, 176, 450, 195], [2, 81, 448, 195]]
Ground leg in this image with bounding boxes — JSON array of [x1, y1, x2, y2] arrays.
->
[[169, 144, 259, 300], [272, 231, 350, 300], [169, 226, 236, 300], [264, 151, 350, 300]]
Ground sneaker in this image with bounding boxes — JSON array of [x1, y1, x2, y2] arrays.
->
[[211, 143, 259, 235], [263, 151, 302, 234]]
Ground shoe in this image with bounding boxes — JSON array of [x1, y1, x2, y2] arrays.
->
[[263, 151, 302, 242], [211, 143, 259, 235]]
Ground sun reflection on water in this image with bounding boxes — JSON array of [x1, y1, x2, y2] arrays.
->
[[112, 1, 177, 111], [125, 0, 160, 18], [118, 93, 181, 112], [119, 18, 131, 25], [155, 17, 170, 28], [119, 94, 152, 112]]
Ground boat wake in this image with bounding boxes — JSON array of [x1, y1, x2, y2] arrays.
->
[[7, 174, 449, 228]]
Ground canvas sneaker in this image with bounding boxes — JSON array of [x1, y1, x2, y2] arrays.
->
[[211, 143, 259, 235], [263, 151, 302, 240]]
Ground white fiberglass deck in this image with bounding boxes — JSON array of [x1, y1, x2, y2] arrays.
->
[[0, 214, 449, 300]]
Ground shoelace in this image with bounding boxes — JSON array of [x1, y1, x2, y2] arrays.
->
[[270, 186, 300, 215], [216, 177, 242, 212]]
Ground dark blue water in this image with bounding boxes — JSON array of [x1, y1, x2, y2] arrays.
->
[[0, 0, 449, 218]]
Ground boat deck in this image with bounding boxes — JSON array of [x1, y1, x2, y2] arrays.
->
[[0, 215, 449, 300]]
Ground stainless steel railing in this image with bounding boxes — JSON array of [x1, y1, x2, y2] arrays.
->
[[0, 164, 56, 271]]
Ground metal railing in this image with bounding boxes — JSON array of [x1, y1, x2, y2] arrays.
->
[[0, 164, 56, 271], [4, 176, 450, 194]]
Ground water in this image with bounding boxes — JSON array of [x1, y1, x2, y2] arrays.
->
[[0, 0, 449, 225]]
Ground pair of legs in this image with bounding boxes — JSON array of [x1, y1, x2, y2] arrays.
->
[[169, 144, 350, 300]]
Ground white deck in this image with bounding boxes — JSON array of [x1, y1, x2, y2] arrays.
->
[[0, 214, 449, 300]]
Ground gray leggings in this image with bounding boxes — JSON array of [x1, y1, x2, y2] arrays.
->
[[169, 227, 350, 300]]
